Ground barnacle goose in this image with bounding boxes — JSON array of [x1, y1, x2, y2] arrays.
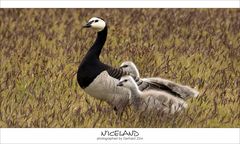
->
[[77, 17, 131, 113], [117, 76, 187, 115], [120, 61, 199, 100]]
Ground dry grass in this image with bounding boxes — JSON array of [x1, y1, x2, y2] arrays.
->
[[0, 9, 240, 128]]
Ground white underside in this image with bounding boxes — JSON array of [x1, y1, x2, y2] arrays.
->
[[84, 71, 130, 112]]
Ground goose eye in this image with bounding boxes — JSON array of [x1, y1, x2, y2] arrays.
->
[[122, 65, 128, 68], [95, 20, 99, 22], [124, 79, 128, 82]]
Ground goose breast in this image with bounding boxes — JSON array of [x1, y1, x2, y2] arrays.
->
[[84, 71, 130, 112]]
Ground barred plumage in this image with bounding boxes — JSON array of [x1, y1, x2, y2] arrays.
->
[[107, 67, 129, 80]]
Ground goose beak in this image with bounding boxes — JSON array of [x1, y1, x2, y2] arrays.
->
[[83, 23, 91, 28], [117, 82, 123, 87], [83, 21, 93, 28]]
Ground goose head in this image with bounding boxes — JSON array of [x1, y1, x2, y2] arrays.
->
[[117, 76, 136, 89], [83, 17, 106, 32], [120, 61, 140, 77]]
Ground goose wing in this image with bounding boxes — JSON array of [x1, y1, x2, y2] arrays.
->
[[142, 78, 199, 100], [138, 80, 182, 98]]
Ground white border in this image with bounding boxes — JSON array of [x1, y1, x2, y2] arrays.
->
[[1, 128, 240, 144], [1, 0, 239, 8], [0, 1, 239, 144]]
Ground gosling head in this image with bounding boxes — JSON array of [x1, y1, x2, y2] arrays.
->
[[117, 76, 136, 89], [83, 17, 106, 32], [120, 61, 140, 77]]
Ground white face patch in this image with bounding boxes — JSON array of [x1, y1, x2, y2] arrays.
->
[[87, 17, 106, 32]]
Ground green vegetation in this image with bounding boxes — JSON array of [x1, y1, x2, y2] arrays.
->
[[0, 9, 239, 128]]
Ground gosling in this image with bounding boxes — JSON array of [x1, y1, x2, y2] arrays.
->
[[117, 76, 188, 115]]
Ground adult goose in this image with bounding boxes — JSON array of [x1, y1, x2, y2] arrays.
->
[[77, 17, 130, 114], [120, 61, 199, 100], [117, 76, 187, 115]]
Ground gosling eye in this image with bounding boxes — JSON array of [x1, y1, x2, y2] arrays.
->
[[95, 20, 99, 22]]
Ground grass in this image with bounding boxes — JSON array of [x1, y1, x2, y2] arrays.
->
[[0, 9, 239, 128]]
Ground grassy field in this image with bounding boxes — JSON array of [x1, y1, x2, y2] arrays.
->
[[0, 9, 239, 128]]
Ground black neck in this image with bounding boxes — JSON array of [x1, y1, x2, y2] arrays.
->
[[77, 25, 108, 89], [85, 26, 108, 60]]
